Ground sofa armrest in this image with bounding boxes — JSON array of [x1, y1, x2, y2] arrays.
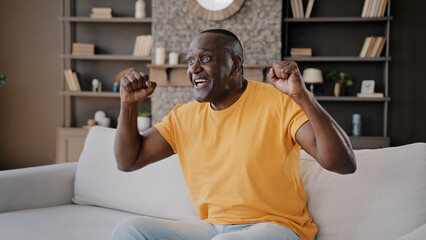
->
[[397, 224, 426, 240], [0, 162, 77, 213]]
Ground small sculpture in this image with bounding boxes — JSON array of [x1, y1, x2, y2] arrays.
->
[[92, 79, 102, 92]]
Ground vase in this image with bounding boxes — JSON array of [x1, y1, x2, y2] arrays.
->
[[352, 113, 362, 136], [334, 83, 343, 97], [137, 116, 151, 132], [135, 0, 146, 19]]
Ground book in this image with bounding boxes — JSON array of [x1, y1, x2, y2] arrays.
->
[[91, 8, 112, 14], [374, 37, 386, 57], [72, 72, 81, 91], [140, 35, 148, 56], [359, 37, 372, 57], [64, 69, 75, 91], [305, 0, 314, 18], [357, 92, 384, 98], [90, 14, 112, 19], [370, 0, 381, 17], [365, 0, 375, 18], [73, 43, 95, 48], [361, 0, 371, 17], [133, 35, 153, 56], [64, 69, 79, 91], [72, 43, 95, 55], [369, 37, 383, 57], [91, 8, 112, 18], [297, 0, 304, 18], [290, 48, 312, 56], [145, 35, 153, 56], [378, 0, 388, 17], [290, 0, 298, 18], [133, 36, 141, 56], [365, 37, 378, 57]]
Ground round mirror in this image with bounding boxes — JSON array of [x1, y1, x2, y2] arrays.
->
[[196, 0, 233, 11], [187, 0, 245, 21]]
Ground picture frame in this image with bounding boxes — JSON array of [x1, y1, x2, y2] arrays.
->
[[360, 80, 375, 94]]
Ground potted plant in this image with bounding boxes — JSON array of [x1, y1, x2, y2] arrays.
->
[[326, 71, 353, 97], [137, 111, 151, 132], [0, 74, 6, 87]]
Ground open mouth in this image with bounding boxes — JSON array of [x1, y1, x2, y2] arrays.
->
[[194, 79, 209, 88]]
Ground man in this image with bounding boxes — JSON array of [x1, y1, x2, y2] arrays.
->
[[113, 29, 356, 240]]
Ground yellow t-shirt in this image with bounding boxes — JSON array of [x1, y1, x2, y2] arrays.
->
[[155, 80, 317, 240]]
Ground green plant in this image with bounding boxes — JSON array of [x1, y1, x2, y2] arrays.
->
[[326, 71, 353, 86], [0, 74, 6, 86], [138, 111, 151, 117]]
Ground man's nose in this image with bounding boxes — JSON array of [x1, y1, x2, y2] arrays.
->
[[189, 60, 202, 74]]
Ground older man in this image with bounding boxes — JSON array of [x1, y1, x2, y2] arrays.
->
[[113, 29, 356, 240]]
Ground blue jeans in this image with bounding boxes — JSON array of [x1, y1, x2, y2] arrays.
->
[[112, 216, 301, 240]]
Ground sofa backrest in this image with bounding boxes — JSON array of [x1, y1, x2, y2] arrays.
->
[[300, 143, 426, 240], [73, 126, 199, 221], [74, 127, 426, 239]]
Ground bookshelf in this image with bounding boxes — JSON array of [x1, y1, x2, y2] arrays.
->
[[283, 0, 392, 148], [57, 0, 152, 162]]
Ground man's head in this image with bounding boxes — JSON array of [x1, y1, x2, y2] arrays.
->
[[187, 29, 244, 104], [200, 29, 244, 65]]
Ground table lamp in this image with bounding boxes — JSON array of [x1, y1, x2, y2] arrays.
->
[[303, 68, 323, 94]]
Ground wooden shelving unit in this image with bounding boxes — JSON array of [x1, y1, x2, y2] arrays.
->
[[283, 0, 392, 149], [59, 0, 152, 127], [57, 0, 153, 162]]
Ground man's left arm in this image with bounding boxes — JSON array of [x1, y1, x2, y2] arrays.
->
[[268, 61, 356, 174]]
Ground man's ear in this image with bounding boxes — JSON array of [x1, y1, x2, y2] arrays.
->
[[231, 56, 243, 76]]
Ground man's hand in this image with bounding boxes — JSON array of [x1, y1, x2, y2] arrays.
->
[[267, 61, 309, 102], [120, 71, 157, 104], [115, 71, 173, 172]]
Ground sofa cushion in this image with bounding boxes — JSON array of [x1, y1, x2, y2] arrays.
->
[[300, 143, 426, 240], [73, 126, 199, 221], [397, 224, 426, 240], [0, 205, 135, 240]]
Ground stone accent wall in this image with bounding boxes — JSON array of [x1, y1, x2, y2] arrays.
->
[[151, 0, 282, 123]]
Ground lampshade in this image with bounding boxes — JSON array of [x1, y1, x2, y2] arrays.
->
[[303, 68, 323, 94], [303, 68, 323, 84]]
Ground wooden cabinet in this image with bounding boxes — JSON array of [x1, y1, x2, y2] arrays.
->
[[56, 127, 89, 163], [283, 0, 392, 148], [57, 0, 152, 161]]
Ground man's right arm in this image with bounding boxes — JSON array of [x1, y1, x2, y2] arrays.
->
[[114, 71, 174, 172]]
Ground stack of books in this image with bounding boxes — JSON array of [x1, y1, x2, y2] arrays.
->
[[63, 69, 81, 92], [361, 0, 388, 18], [90, 8, 112, 18], [290, 0, 315, 18], [357, 92, 384, 98], [290, 48, 312, 57], [133, 35, 153, 57], [359, 37, 386, 58], [72, 43, 95, 55]]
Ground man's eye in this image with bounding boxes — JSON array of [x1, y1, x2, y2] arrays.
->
[[188, 58, 195, 65], [202, 56, 211, 62]]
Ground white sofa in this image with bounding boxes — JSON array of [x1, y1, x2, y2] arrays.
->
[[0, 126, 425, 240]]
